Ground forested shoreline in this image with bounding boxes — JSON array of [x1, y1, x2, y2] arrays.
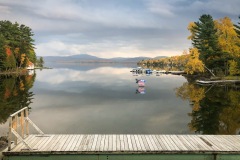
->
[[138, 14, 240, 77], [0, 20, 38, 73]]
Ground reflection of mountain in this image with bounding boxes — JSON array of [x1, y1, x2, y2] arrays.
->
[[43, 54, 151, 63], [0, 74, 35, 124], [44, 62, 138, 71], [175, 82, 240, 134]]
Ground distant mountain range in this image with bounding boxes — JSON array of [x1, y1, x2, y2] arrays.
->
[[43, 54, 167, 63]]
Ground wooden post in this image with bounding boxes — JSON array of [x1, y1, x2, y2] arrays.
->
[[14, 115, 18, 145], [8, 117, 12, 151], [25, 109, 29, 136], [21, 111, 24, 138]]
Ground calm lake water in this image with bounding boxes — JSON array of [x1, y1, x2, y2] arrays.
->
[[0, 63, 240, 135]]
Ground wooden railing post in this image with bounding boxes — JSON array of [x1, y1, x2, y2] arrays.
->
[[13, 115, 17, 145], [25, 109, 29, 136], [8, 117, 12, 151], [21, 111, 24, 138]]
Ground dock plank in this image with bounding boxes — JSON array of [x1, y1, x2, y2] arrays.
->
[[134, 135, 143, 151], [112, 135, 117, 151], [140, 135, 150, 151], [73, 135, 83, 151]]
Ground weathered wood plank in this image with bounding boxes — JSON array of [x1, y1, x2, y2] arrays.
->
[[99, 135, 105, 151], [123, 135, 129, 151], [90, 135, 98, 151], [38, 135, 55, 151], [145, 135, 155, 151], [127, 135, 133, 151], [73, 135, 83, 151], [130, 135, 137, 151], [178, 135, 196, 150], [68, 135, 81, 151], [108, 135, 113, 151], [95, 134, 102, 151], [169, 135, 188, 151], [119, 135, 124, 151], [65, 135, 77, 151], [54, 135, 68, 151], [112, 135, 117, 151], [47, 135, 63, 151], [78, 135, 88, 151], [116, 135, 121, 151], [134, 135, 143, 151], [104, 134, 109, 151], [186, 135, 206, 151], [190, 136, 212, 151], [140, 135, 150, 151], [156, 135, 172, 150], [86, 135, 95, 151]]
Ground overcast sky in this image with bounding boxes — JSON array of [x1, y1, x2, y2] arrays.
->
[[0, 0, 239, 58]]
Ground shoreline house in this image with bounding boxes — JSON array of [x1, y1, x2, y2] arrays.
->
[[27, 61, 34, 70]]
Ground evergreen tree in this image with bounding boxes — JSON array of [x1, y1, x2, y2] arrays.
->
[[234, 16, 240, 39], [0, 34, 6, 71], [191, 14, 226, 74]]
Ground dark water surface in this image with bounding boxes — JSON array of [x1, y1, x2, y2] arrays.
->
[[0, 63, 240, 135]]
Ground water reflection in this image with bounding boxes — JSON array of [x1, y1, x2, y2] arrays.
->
[[175, 80, 240, 134], [136, 87, 145, 94], [1, 64, 239, 135], [0, 74, 35, 124], [29, 65, 190, 134]]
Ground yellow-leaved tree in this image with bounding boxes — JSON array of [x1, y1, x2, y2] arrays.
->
[[229, 60, 240, 75], [187, 22, 196, 40], [215, 17, 240, 58], [184, 48, 204, 74]]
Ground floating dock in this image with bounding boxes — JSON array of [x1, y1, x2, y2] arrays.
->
[[196, 80, 240, 85]]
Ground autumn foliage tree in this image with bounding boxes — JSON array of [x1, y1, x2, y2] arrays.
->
[[184, 48, 204, 74], [0, 20, 36, 71]]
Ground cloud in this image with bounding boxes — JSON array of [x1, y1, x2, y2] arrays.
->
[[0, 0, 239, 58], [0, 5, 10, 14], [145, 0, 175, 17]]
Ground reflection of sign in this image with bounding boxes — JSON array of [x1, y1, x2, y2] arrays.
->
[[136, 87, 145, 94]]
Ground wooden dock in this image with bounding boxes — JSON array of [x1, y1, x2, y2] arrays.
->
[[196, 80, 240, 85], [3, 108, 240, 160], [3, 134, 240, 154]]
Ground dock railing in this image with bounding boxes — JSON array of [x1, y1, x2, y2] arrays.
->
[[8, 107, 44, 151]]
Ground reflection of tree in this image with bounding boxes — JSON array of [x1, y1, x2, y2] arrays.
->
[[0, 73, 35, 124], [176, 82, 240, 134], [219, 90, 240, 134]]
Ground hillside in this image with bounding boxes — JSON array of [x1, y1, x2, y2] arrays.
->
[[43, 54, 153, 63]]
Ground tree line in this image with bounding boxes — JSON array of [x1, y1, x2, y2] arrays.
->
[[0, 20, 38, 71], [138, 15, 240, 76]]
